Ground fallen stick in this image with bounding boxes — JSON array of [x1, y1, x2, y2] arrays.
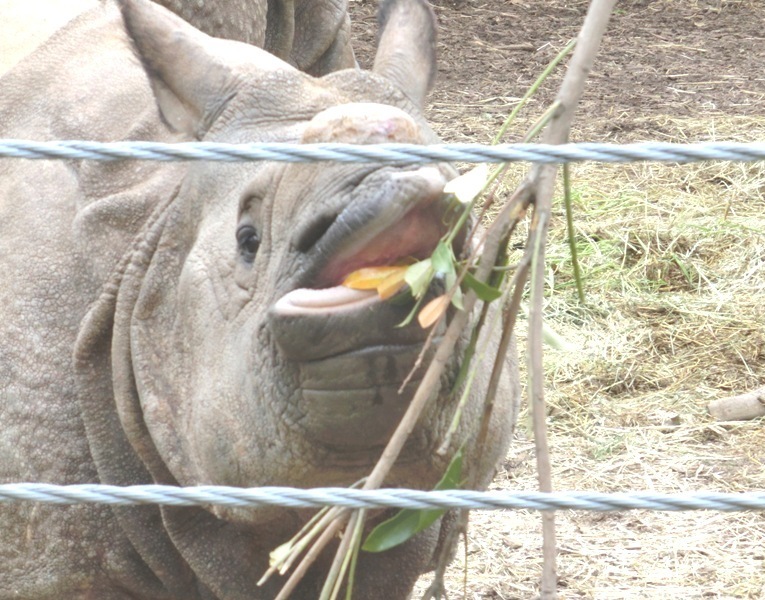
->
[[708, 387, 765, 421]]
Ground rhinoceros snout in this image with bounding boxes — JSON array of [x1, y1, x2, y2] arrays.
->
[[268, 163, 453, 359], [266, 161, 459, 448]]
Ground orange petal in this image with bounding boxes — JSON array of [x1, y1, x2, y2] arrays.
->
[[417, 295, 450, 328], [342, 266, 407, 290], [377, 267, 409, 300]]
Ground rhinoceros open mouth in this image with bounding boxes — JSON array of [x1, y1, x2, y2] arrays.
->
[[270, 166, 455, 358], [267, 166, 459, 447]]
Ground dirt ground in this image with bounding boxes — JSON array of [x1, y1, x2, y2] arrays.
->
[[352, 0, 765, 142], [349, 0, 765, 598]]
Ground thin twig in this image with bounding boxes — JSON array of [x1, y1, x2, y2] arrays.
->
[[472, 231, 532, 478], [527, 207, 557, 598], [322, 510, 366, 600], [525, 1, 617, 596], [437, 181, 532, 456], [562, 164, 586, 304], [274, 509, 348, 600], [493, 39, 576, 144], [420, 512, 465, 600]]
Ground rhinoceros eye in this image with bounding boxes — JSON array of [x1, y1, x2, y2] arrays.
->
[[237, 224, 260, 263]]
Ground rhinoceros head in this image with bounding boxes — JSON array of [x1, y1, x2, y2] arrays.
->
[[75, 0, 513, 543]]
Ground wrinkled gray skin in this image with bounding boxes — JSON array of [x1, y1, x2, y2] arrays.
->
[[0, 0, 354, 76], [0, 0, 518, 598]]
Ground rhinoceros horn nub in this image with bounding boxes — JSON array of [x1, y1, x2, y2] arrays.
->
[[373, 0, 438, 108], [301, 103, 421, 144]]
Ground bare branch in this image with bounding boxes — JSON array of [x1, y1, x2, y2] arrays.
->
[[274, 508, 348, 600], [709, 387, 765, 421], [525, 1, 617, 597]]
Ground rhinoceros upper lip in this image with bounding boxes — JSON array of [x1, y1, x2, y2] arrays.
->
[[313, 204, 447, 290]]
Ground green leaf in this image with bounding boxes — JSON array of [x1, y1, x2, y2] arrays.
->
[[395, 294, 425, 328], [445, 268, 456, 291], [362, 450, 463, 553], [435, 447, 463, 491], [463, 271, 502, 302], [360, 509, 424, 553], [443, 268, 464, 310], [450, 285, 464, 311], [431, 241, 454, 276], [386, 286, 415, 306], [404, 259, 433, 299]]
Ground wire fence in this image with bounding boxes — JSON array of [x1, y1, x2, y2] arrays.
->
[[1, 139, 765, 164], [3, 137, 764, 515], [1, 484, 765, 512]]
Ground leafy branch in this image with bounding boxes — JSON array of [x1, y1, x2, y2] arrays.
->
[[261, 0, 617, 597]]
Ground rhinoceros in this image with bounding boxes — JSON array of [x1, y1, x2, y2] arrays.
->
[[0, 0, 518, 598]]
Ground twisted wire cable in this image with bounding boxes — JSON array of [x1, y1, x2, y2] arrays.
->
[[1, 140, 764, 164], [1, 484, 764, 512]]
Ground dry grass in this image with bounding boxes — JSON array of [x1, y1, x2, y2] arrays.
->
[[415, 116, 765, 598], [343, 0, 765, 594]]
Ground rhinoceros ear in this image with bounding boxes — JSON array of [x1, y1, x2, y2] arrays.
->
[[118, 0, 283, 137], [372, 0, 438, 108]]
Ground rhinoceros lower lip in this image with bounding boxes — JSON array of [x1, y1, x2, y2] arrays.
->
[[269, 281, 437, 362], [272, 285, 378, 316]]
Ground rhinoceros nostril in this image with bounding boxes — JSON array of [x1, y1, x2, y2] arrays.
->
[[295, 213, 338, 254]]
